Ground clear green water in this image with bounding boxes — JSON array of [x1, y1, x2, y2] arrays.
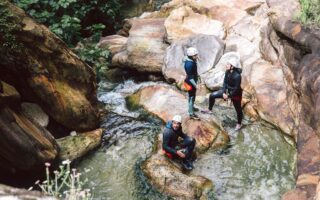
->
[[191, 122, 296, 200]]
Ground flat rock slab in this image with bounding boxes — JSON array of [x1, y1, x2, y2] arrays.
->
[[57, 128, 103, 162]]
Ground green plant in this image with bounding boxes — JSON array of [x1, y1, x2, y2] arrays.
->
[[75, 42, 110, 80], [11, 0, 123, 46], [86, 23, 106, 43], [298, 0, 320, 25], [28, 160, 93, 199]]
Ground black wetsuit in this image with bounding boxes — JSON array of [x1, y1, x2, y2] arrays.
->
[[184, 57, 198, 116], [208, 68, 243, 124], [162, 121, 195, 160]]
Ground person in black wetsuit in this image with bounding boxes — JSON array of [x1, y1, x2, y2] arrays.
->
[[184, 47, 200, 120], [162, 115, 196, 170], [203, 58, 243, 130]]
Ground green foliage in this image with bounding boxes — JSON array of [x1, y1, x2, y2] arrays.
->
[[12, 0, 123, 46], [28, 161, 93, 199], [0, 1, 23, 55], [10, 0, 121, 79], [298, 0, 320, 25], [75, 41, 110, 80], [86, 23, 106, 42]]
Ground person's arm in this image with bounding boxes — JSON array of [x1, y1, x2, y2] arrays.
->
[[222, 72, 228, 93], [178, 129, 188, 140], [228, 74, 241, 98], [162, 129, 177, 155]]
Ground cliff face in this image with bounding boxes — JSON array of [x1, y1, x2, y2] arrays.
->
[[0, 2, 100, 174], [0, 2, 99, 132], [266, 1, 320, 199]]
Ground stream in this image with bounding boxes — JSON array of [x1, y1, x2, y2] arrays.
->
[[76, 79, 296, 200]]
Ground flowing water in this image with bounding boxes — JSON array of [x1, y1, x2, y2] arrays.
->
[[76, 79, 296, 200]]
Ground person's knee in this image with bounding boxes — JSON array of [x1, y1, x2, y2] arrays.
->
[[185, 137, 196, 145], [191, 138, 196, 146], [211, 91, 221, 98], [209, 93, 215, 99]]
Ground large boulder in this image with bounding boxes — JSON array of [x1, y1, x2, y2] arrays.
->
[[142, 153, 214, 200], [0, 106, 59, 171], [128, 85, 229, 152], [21, 102, 49, 127], [0, 81, 20, 106], [0, 81, 59, 171], [163, 35, 224, 84], [57, 128, 103, 162], [0, 2, 99, 132], [164, 6, 225, 43], [246, 61, 296, 136], [112, 18, 169, 73], [213, 3, 299, 138], [266, 0, 301, 20], [97, 35, 127, 56]]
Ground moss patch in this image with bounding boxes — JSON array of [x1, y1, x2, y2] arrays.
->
[[126, 92, 142, 111]]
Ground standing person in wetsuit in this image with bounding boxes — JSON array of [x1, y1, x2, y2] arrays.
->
[[162, 115, 196, 170], [184, 47, 200, 120], [203, 58, 243, 130]]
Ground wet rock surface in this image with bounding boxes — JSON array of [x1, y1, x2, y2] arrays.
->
[[142, 153, 214, 200], [57, 128, 103, 162]]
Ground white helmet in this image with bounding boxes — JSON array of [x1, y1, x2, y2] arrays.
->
[[187, 47, 198, 56], [228, 58, 241, 69], [172, 115, 182, 123]]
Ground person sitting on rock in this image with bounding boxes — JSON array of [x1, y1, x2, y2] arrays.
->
[[184, 47, 200, 120], [162, 115, 196, 170], [203, 58, 243, 130]]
